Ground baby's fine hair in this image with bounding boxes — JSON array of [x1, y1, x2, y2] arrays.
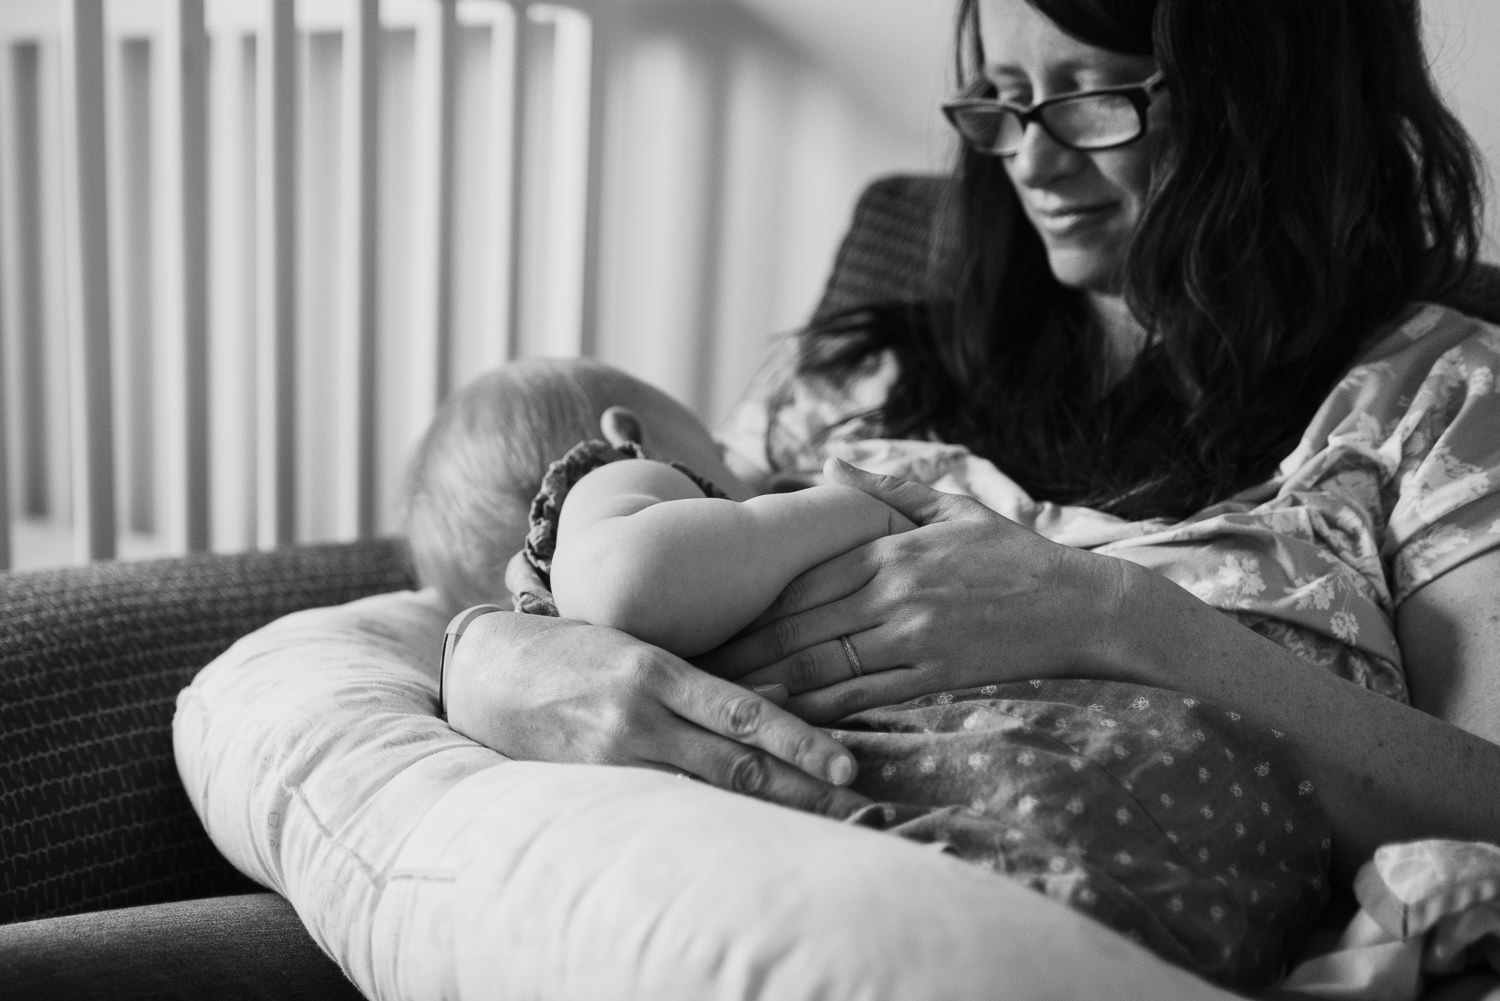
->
[[403, 357, 656, 610]]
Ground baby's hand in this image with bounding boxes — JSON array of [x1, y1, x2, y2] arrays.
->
[[600, 405, 644, 450]]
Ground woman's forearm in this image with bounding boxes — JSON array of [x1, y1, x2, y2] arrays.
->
[[1114, 563, 1500, 881]]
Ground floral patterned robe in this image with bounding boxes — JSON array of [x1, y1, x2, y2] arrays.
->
[[718, 302, 1500, 705]]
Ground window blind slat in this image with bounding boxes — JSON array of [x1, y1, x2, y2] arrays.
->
[[335, 0, 380, 538], [408, 0, 457, 420], [59, 0, 116, 561], [257, 0, 297, 547], [160, 0, 210, 552]]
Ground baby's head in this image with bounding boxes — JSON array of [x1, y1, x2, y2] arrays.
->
[[403, 357, 726, 610]]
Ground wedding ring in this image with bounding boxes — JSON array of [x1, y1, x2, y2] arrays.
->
[[839, 634, 864, 678]]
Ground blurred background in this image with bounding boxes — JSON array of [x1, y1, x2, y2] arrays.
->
[[0, 0, 1496, 571]]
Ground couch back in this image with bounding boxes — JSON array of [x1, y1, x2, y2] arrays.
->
[[0, 540, 414, 923]]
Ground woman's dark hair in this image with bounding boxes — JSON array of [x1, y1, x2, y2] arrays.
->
[[803, 0, 1484, 520]]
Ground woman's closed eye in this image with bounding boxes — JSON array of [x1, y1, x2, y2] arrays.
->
[[981, 79, 1028, 105], [986, 70, 1149, 108]]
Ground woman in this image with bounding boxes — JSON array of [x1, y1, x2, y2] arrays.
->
[[443, 0, 1500, 887]]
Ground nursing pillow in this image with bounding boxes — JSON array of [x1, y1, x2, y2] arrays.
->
[[173, 589, 1239, 1000]]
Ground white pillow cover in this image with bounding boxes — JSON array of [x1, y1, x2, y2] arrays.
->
[[173, 589, 1241, 1001]]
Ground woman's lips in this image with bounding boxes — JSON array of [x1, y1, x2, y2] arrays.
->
[[1033, 203, 1115, 236]]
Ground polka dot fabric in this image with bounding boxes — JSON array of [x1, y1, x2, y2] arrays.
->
[[832, 679, 1330, 990]]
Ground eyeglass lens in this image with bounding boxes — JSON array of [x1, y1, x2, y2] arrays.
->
[[954, 92, 1142, 154]]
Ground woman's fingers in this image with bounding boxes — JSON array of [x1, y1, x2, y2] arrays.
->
[[702, 469, 1010, 681], [695, 551, 884, 681], [786, 666, 927, 726], [736, 626, 896, 695], [750, 546, 881, 629], [595, 635, 869, 817], [656, 662, 864, 798], [824, 457, 996, 527], [449, 613, 865, 815], [647, 719, 871, 818]]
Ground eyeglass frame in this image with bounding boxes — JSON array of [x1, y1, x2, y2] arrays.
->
[[942, 70, 1168, 157]]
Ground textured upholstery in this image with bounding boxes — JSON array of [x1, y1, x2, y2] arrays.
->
[[811, 174, 960, 322], [3, 172, 1500, 929], [0, 539, 414, 923]]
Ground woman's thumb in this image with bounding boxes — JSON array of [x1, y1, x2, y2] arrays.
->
[[823, 457, 984, 526]]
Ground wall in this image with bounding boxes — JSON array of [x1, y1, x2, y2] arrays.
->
[[1426, 0, 1500, 258], [584, 0, 942, 426], [0, 0, 946, 567]]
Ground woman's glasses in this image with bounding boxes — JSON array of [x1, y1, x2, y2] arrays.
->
[[943, 71, 1167, 157]]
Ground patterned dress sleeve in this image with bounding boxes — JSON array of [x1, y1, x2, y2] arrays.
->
[[1376, 310, 1500, 603], [1092, 305, 1500, 702]]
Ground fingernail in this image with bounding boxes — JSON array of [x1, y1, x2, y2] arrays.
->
[[750, 683, 788, 704], [827, 755, 854, 786]]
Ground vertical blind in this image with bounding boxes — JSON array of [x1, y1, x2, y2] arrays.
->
[[0, 0, 601, 569]]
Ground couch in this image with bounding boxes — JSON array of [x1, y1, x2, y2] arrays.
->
[[4, 174, 1500, 1000]]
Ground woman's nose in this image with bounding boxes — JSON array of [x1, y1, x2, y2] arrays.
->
[[1006, 122, 1083, 188]]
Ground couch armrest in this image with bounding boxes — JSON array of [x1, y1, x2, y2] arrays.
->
[[0, 539, 415, 924]]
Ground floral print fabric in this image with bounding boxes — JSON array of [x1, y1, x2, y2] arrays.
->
[[716, 303, 1500, 702]]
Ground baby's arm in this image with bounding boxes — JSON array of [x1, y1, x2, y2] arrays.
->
[[550, 459, 913, 659]]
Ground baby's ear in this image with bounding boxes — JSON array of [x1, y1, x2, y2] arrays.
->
[[600, 406, 644, 449]]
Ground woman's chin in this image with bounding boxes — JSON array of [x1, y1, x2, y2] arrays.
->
[[1044, 249, 1122, 295]]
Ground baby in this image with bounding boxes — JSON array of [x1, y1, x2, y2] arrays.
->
[[405, 358, 1330, 990], [405, 357, 911, 644]]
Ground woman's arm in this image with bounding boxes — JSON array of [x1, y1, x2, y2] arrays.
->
[[1397, 552, 1500, 745], [704, 461, 1500, 882], [1116, 552, 1500, 882], [551, 459, 912, 658], [441, 605, 870, 816]]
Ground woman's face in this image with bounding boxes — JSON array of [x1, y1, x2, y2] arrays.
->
[[976, 0, 1164, 294]]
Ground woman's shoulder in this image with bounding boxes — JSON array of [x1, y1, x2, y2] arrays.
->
[[1286, 300, 1500, 458], [1351, 301, 1500, 375], [1290, 303, 1500, 445], [1275, 301, 1500, 604]]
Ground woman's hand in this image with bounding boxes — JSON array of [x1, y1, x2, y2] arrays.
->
[[697, 459, 1142, 724], [443, 606, 871, 818]]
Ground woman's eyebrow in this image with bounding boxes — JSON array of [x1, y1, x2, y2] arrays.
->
[[984, 55, 1079, 74], [983, 57, 1143, 83]]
